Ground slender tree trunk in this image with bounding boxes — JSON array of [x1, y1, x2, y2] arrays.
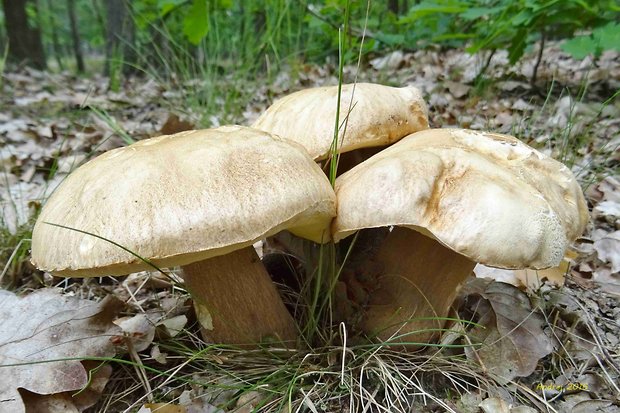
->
[[388, 0, 399, 14], [67, 0, 85, 73], [531, 32, 546, 88], [0, 21, 6, 54], [1, 0, 46, 69], [239, 1, 247, 61], [91, 0, 107, 42], [476, 48, 496, 81], [45, 0, 64, 70], [104, 0, 136, 76], [385, 0, 407, 18]]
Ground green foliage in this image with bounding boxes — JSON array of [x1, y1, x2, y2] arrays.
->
[[182, 1, 209, 44], [0, 222, 33, 289], [107, 48, 123, 92], [402, 0, 620, 64], [17, 0, 620, 80], [562, 22, 620, 59], [132, 0, 310, 72], [399, 0, 473, 47]]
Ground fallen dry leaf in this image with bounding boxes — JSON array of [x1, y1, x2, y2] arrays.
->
[[138, 403, 186, 413], [369, 50, 407, 71], [157, 315, 188, 339], [18, 364, 111, 413], [70, 362, 113, 411], [570, 399, 620, 413], [464, 282, 556, 384], [234, 390, 263, 413], [593, 200, 620, 224], [444, 81, 471, 98], [479, 397, 537, 413], [178, 389, 222, 413], [587, 176, 620, 204], [114, 311, 187, 357], [115, 314, 160, 352], [138, 393, 221, 413], [0, 289, 123, 413], [593, 230, 620, 273], [18, 392, 80, 413], [159, 114, 195, 136]]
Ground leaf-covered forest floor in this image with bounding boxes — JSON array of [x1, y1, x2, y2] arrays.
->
[[1, 44, 619, 412]]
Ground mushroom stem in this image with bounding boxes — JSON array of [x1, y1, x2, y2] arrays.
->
[[181, 246, 298, 346], [353, 227, 475, 347]]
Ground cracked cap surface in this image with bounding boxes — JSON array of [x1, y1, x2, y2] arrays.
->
[[32, 126, 337, 277], [333, 128, 589, 269]]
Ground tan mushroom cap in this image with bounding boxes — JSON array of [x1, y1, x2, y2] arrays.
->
[[333, 128, 589, 269], [32, 126, 337, 277], [252, 83, 429, 160]]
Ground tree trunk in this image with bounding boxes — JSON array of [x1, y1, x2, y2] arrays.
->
[[45, 0, 64, 70], [91, 0, 107, 43], [104, 0, 136, 76], [1, 0, 46, 69], [388, 0, 409, 15], [402, 0, 409, 13], [0, 21, 6, 55], [67, 0, 85, 73], [531, 32, 546, 88], [388, 0, 399, 14]]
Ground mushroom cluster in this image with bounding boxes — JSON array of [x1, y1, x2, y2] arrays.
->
[[31, 83, 588, 350]]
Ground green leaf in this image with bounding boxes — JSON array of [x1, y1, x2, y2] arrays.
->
[[183, 0, 209, 45], [507, 29, 528, 64], [511, 10, 533, 26], [561, 36, 598, 59], [158, 0, 186, 16], [460, 7, 503, 20], [594, 22, 620, 51], [375, 32, 406, 46], [408, 0, 468, 17], [217, 0, 233, 8], [433, 32, 476, 42]]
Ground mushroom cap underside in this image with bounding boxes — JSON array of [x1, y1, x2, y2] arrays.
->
[[32, 126, 337, 277], [333, 128, 589, 270]]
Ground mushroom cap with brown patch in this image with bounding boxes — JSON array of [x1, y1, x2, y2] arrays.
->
[[251, 83, 429, 160], [333, 128, 589, 269], [31, 126, 337, 277]]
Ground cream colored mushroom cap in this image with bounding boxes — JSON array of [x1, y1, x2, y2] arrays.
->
[[32, 126, 337, 277], [252, 83, 429, 160], [333, 128, 589, 269]]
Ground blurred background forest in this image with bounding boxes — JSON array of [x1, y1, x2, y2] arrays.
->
[[2, 0, 619, 84]]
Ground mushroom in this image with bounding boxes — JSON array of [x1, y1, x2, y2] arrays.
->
[[333, 128, 589, 346], [31, 126, 337, 346], [253, 83, 429, 262], [252, 82, 429, 173]]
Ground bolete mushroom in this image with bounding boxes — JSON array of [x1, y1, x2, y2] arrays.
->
[[333, 128, 589, 346], [252, 82, 429, 173], [253, 83, 430, 262], [31, 126, 337, 346]]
